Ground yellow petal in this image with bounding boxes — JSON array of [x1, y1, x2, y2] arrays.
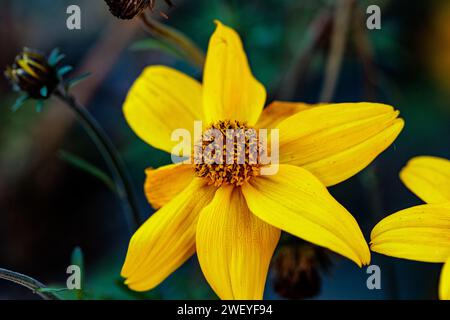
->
[[203, 21, 266, 125], [144, 164, 194, 209], [400, 156, 450, 204], [196, 186, 280, 299], [123, 65, 203, 154], [121, 178, 216, 291], [255, 101, 312, 129], [277, 103, 404, 186], [440, 257, 450, 300], [371, 203, 450, 263], [242, 164, 371, 267]]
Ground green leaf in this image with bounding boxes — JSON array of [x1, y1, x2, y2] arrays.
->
[[58, 65, 73, 77], [130, 38, 185, 60], [40, 86, 48, 98], [11, 95, 28, 112], [66, 72, 92, 89], [35, 100, 44, 113], [58, 150, 117, 193], [48, 48, 60, 66], [37, 287, 69, 293], [48, 48, 66, 66]]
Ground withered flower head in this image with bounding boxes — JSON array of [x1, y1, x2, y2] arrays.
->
[[272, 242, 331, 300], [105, 0, 173, 20], [5, 48, 59, 100]]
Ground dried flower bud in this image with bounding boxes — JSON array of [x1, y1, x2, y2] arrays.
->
[[272, 242, 331, 300], [105, 0, 173, 20], [104, 0, 150, 20], [5, 48, 59, 99]]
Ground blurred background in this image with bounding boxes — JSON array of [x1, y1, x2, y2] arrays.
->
[[0, 0, 449, 300]]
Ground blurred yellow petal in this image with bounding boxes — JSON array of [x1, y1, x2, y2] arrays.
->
[[123, 66, 203, 154], [203, 21, 266, 125], [242, 164, 370, 267], [371, 203, 450, 263], [440, 258, 450, 300], [277, 103, 404, 186], [255, 101, 312, 129], [121, 178, 216, 291], [144, 164, 194, 209], [400, 156, 450, 204], [196, 186, 280, 300]]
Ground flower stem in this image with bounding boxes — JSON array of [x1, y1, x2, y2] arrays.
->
[[274, 9, 332, 100], [55, 89, 141, 233], [139, 13, 205, 69], [319, 0, 355, 103], [0, 268, 60, 300]]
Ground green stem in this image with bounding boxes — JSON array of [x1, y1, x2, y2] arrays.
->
[[139, 13, 205, 69], [0, 268, 60, 300], [55, 89, 141, 233]]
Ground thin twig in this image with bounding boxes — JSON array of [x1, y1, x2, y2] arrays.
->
[[275, 10, 332, 100], [55, 89, 141, 233], [319, 0, 355, 103], [352, 8, 378, 101], [139, 13, 205, 69], [0, 268, 60, 300]]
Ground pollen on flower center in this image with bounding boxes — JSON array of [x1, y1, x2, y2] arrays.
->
[[194, 120, 263, 187]]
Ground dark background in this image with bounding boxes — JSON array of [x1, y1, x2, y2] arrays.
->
[[0, 0, 449, 299]]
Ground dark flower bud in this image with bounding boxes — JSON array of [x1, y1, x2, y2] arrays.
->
[[5, 48, 76, 112], [105, 0, 173, 20], [104, 0, 150, 20], [5, 48, 59, 100], [272, 242, 331, 300]]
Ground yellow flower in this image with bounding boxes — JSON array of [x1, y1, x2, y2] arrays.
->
[[121, 21, 404, 299], [370, 156, 450, 300]]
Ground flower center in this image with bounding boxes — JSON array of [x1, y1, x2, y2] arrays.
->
[[194, 120, 262, 187]]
